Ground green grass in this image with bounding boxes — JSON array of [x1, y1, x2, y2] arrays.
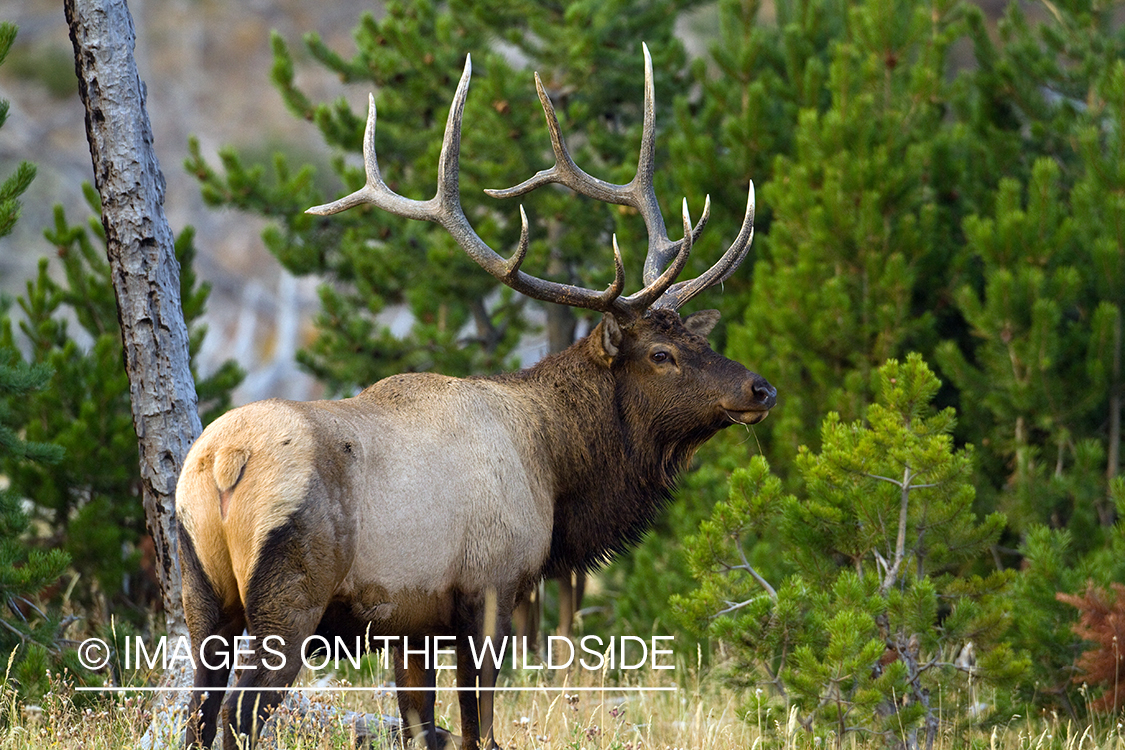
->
[[3, 663, 1125, 750]]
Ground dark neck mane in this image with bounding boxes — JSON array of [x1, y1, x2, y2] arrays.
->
[[495, 336, 713, 577]]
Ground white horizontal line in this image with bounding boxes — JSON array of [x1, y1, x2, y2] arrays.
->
[[76, 686, 676, 693]]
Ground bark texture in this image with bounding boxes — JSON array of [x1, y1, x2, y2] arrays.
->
[[65, 0, 199, 637], [65, 0, 199, 744]]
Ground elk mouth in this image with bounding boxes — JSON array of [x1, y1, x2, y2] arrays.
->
[[724, 408, 771, 425]]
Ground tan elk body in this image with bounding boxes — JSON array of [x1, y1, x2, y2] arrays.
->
[[180, 376, 555, 613], [177, 46, 774, 750]]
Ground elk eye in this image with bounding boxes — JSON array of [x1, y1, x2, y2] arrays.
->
[[651, 350, 671, 364]]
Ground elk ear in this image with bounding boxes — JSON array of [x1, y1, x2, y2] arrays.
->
[[683, 309, 721, 338], [596, 313, 623, 366]]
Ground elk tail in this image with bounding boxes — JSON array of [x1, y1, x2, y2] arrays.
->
[[213, 446, 250, 521]]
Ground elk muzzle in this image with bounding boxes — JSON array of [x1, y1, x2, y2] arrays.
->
[[723, 373, 776, 425]]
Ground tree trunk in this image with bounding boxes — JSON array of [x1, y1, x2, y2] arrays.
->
[[65, 0, 199, 743], [66, 0, 197, 642], [1108, 304, 1121, 498]]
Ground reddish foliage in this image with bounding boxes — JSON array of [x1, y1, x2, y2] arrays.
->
[[1057, 582, 1125, 711]]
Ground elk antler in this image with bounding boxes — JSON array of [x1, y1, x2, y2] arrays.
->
[[306, 45, 755, 318]]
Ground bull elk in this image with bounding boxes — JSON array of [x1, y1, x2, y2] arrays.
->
[[177, 45, 775, 750]]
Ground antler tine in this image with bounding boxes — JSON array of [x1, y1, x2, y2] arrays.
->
[[620, 198, 695, 311], [636, 45, 710, 287], [484, 43, 707, 288], [305, 93, 388, 217], [503, 205, 627, 310], [305, 79, 448, 223], [652, 180, 756, 311], [307, 55, 628, 315]]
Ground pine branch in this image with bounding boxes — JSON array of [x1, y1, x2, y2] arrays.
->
[[736, 533, 777, 601], [880, 465, 913, 595]]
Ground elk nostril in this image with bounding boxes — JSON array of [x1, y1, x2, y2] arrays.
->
[[752, 379, 777, 408]]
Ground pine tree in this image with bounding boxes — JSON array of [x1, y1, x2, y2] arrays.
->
[[0, 336, 77, 701], [662, 0, 843, 326], [0, 21, 83, 700], [674, 355, 1023, 747], [935, 2, 1125, 532], [934, 158, 1104, 539], [724, 0, 974, 479], [603, 0, 983, 646], [1057, 580, 1125, 713], [593, 0, 844, 637], [0, 186, 242, 627], [1072, 59, 1125, 525], [1005, 502, 1125, 719], [922, 7, 1125, 716], [590, 0, 877, 643]]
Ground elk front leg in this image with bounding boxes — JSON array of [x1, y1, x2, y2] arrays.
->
[[454, 642, 498, 750], [454, 594, 506, 750], [556, 571, 586, 639], [393, 640, 439, 749], [511, 585, 541, 653]]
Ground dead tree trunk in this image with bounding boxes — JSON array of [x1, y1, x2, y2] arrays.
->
[[65, 0, 198, 743], [65, 0, 197, 643]]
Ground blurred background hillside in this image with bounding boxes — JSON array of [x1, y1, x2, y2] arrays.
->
[[0, 0, 383, 403]]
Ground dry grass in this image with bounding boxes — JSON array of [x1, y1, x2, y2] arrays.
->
[[1, 664, 1125, 749]]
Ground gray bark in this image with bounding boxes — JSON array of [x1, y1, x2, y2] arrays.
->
[[1108, 305, 1121, 497], [65, 0, 198, 638], [65, 0, 198, 743]]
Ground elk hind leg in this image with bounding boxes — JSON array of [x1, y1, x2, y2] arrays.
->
[[180, 530, 245, 749], [222, 645, 309, 750], [222, 523, 334, 749]]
